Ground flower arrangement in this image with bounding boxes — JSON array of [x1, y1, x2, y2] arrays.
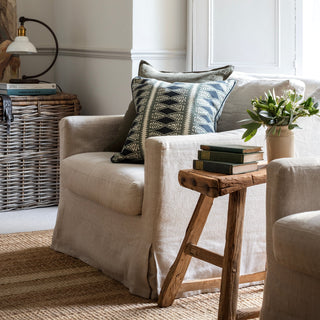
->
[[241, 89, 319, 141]]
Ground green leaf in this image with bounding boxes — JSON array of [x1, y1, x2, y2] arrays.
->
[[241, 122, 261, 141], [276, 118, 290, 126], [241, 122, 261, 130], [305, 97, 312, 108], [242, 128, 258, 142], [288, 123, 299, 130], [285, 102, 292, 111], [277, 127, 282, 136], [309, 109, 319, 115], [258, 110, 274, 119], [247, 109, 260, 121]]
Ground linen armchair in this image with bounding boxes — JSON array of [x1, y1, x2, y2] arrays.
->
[[52, 72, 320, 299], [53, 114, 265, 299], [261, 158, 320, 320]]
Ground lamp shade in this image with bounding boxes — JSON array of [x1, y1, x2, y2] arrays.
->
[[6, 36, 37, 54], [6, 16, 58, 83]]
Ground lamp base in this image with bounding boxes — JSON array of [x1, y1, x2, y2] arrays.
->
[[9, 78, 40, 84]]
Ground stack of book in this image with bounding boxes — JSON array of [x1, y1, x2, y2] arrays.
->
[[0, 83, 57, 96], [193, 144, 263, 175]]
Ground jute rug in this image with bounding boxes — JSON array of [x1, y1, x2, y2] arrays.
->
[[0, 230, 263, 319]]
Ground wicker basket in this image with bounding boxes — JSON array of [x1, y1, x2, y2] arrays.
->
[[0, 93, 81, 211]]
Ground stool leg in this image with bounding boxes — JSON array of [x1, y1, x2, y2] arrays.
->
[[218, 188, 247, 320], [158, 194, 214, 307]]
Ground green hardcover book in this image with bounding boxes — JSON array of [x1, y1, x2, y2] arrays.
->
[[193, 159, 258, 175], [198, 150, 263, 163], [200, 144, 262, 154]]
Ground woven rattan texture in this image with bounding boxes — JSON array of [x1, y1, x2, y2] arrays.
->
[[0, 94, 81, 211], [0, 230, 263, 320]]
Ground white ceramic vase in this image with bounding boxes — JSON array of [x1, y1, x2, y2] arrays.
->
[[266, 126, 294, 162]]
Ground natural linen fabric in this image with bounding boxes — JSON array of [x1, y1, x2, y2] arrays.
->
[[273, 210, 320, 279], [109, 60, 234, 151], [139, 59, 234, 83], [261, 158, 320, 320], [111, 77, 235, 163], [62, 152, 144, 216]]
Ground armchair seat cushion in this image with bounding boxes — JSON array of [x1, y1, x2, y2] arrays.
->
[[61, 152, 144, 216], [273, 210, 320, 279]]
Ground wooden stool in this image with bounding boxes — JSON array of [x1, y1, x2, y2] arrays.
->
[[158, 168, 267, 320]]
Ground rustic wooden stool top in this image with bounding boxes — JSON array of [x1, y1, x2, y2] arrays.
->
[[158, 168, 267, 320], [179, 168, 267, 197]]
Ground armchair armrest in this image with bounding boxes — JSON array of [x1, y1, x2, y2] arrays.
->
[[267, 158, 320, 226], [265, 157, 320, 280], [144, 127, 266, 179], [59, 115, 123, 160], [143, 128, 266, 220]]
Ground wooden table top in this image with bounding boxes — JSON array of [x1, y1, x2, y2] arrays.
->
[[178, 168, 267, 198]]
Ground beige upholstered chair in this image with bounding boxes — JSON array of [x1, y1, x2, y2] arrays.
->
[[51, 72, 320, 299], [261, 158, 320, 320]]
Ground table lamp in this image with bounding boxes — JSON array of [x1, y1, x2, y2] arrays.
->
[[6, 16, 59, 83]]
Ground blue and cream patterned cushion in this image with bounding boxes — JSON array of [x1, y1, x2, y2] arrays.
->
[[111, 77, 235, 163]]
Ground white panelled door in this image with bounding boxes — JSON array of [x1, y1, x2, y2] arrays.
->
[[190, 0, 297, 75]]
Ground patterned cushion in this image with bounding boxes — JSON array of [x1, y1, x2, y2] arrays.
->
[[108, 61, 234, 151], [139, 60, 234, 82], [111, 77, 235, 163]]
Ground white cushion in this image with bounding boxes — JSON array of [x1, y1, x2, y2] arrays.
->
[[217, 74, 306, 132], [273, 210, 320, 279], [62, 152, 144, 216]]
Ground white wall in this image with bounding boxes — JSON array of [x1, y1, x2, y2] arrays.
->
[[299, 0, 320, 78], [132, 0, 187, 75], [54, 0, 132, 50], [190, 0, 296, 75], [53, 0, 133, 115], [16, 0, 187, 115]]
